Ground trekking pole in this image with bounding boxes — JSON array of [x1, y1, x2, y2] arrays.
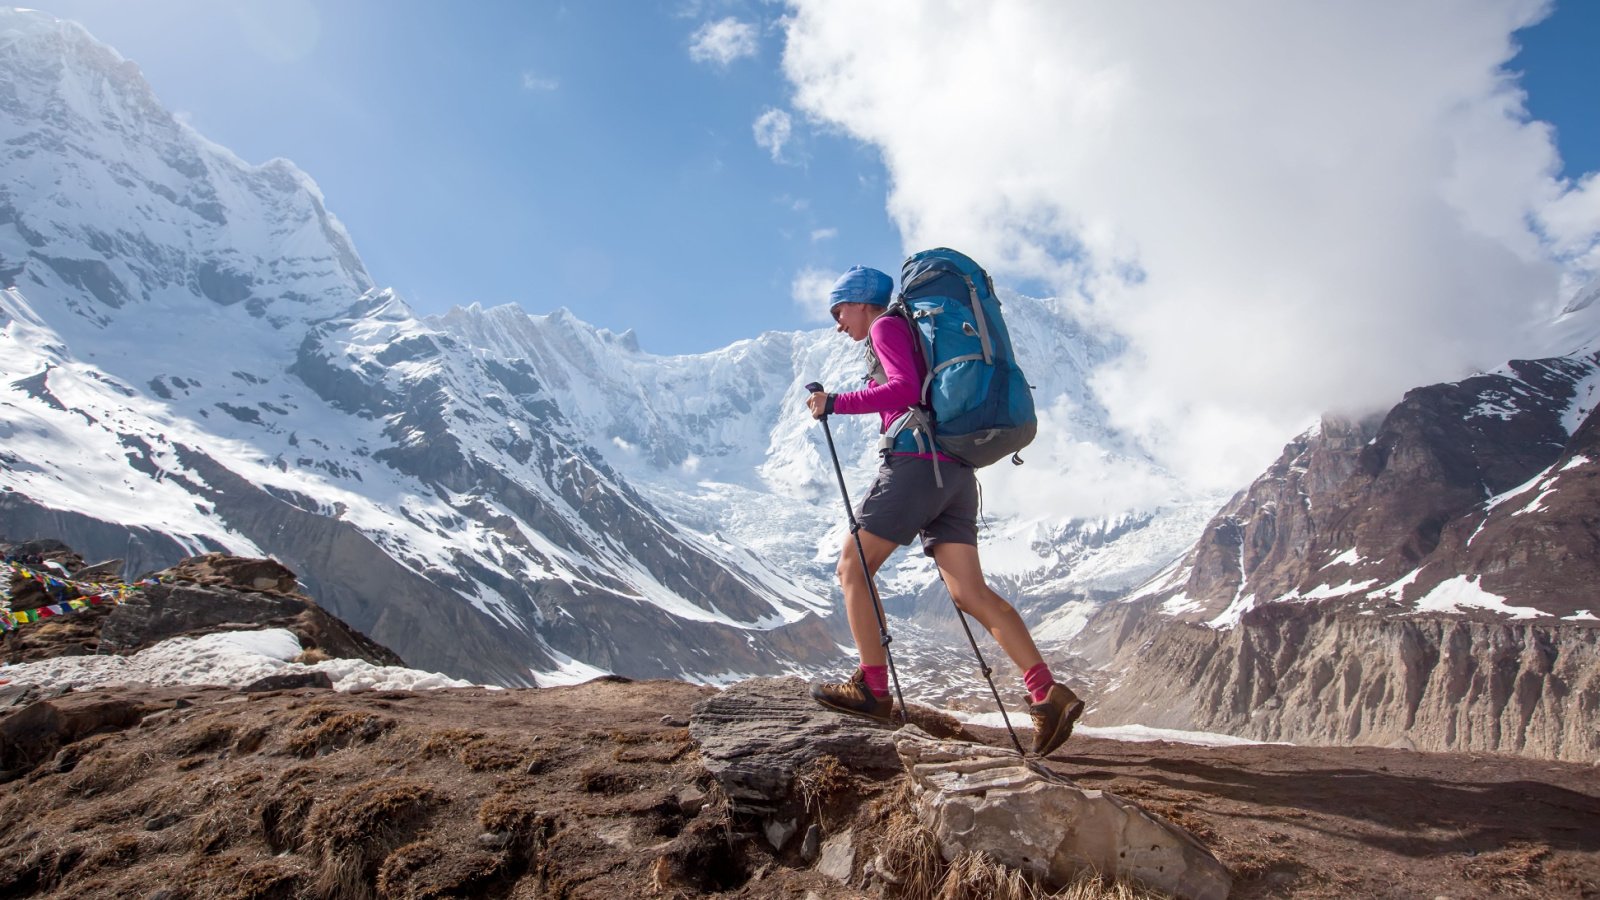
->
[[938, 572, 1027, 758], [805, 382, 908, 725]]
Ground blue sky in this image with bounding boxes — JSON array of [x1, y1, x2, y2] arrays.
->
[[35, 0, 904, 353]]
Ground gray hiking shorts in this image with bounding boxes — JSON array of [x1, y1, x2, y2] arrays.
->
[[855, 454, 978, 555]]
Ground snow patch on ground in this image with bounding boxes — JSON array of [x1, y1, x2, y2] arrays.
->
[[1206, 592, 1257, 629], [950, 710, 1272, 747], [1564, 609, 1599, 622], [530, 650, 612, 687], [1413, 576, 1544, 620], [1160, 592, 1203, 616], [1301, 579, 1379, 600], [1561, 365, 1600, 435], [1373, 567, 1424, 598], [1032, 599, 1097, 642], [1322, 548, 1364, 569], [0, 628, 477, 692]]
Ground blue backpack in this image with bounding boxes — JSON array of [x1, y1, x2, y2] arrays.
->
[[874, 248, 1037, 475]]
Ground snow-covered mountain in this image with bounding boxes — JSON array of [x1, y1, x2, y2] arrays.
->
[[0, 9, 1215, 686]]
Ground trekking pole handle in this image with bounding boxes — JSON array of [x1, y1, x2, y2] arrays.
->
[[804, 382, 833, 419]]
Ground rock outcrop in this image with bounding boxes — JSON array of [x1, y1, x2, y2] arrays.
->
[[896, 729, 1232, 900], [2, 542, 404, 670], [690, 677, 1229, 897]]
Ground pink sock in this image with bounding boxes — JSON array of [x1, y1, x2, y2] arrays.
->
[[860, 664, 890, 698], [1024, 662, 1055, 704]]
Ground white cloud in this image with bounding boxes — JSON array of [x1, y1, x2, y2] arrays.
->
[[753, 107, 793, 162], [791, 266, 837, 323], [811, 227, 838, 242], [521, 72, 559, 92], [689, 17, 759, 68], [980, 395, 1185, 523], [779, 0, 1600, 490]]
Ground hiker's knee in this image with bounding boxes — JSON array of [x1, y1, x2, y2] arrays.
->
[[835, 553, 856, 586], [836, 550, 870, 588], [950, 582, 1003, 617]]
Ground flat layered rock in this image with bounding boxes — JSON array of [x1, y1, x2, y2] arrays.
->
[[896, 728, 1233, 900], [689, 676, 904, 817]]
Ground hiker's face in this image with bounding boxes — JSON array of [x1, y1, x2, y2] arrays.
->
[[832, 302, 876, 341]]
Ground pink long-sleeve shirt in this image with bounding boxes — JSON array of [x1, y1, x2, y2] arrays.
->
[[833, 314, 954, 461], [833, 314, 920, 425]]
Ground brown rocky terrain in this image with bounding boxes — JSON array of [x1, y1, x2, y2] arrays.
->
[[0, 677, 1595, 899], [0, 544, 1593, 890], [0, 546, 1593, 898]]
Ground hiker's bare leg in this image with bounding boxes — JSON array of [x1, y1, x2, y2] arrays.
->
[[931, 541, 1044, 671], [837, 528, 900, 668]]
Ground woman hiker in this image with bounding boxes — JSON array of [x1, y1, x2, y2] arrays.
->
[[805, 264, 1085, 758]]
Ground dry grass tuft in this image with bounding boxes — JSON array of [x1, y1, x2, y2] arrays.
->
[[258, 776, 317, 853], [1462, 842, 1551, 896], [794, 754, 852, 824], [936, 851, 1037, 900], [458, 737, 524, 772], [61, 746, 150, 798], [416, 727, 484, 758], [284, 709, 394, 758], [1048, 872, 1168, 900], [188, 802, 252, 855], [609, 727, 692, 764], [303, 777, 441, 900], [375, 839, 505, 899], [294, 647, 331, 664], [181, 852, 313, 900], [231, 725, 271, 754], [163, 722, 236, 757], [477, 791, 554, 839], [81, 833, 142, 870], [875, 808, 945, 898], [577, 767, 638, 794]]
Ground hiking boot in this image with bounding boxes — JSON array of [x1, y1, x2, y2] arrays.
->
[[810, 669, 895, 724], [1029, 683, 1085, 757]]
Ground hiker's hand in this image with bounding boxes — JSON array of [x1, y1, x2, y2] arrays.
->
[[807, 391, 831, 419]]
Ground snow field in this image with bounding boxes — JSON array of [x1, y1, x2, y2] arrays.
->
[[0, 628, 477, 693]]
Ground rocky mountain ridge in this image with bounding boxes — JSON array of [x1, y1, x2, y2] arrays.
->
[[1063, 345, 1600, 760], [1135, 347, 1600, 627]]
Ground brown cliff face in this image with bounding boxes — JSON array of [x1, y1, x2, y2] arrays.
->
[[1072, 349, 1600, 760], [1080, 598, 1600, 762]]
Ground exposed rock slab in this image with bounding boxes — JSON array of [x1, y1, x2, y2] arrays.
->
[[689, 676, 903, 817], [895, 729, 1233, 900]]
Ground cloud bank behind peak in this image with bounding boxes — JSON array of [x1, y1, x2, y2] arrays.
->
[[779, 0, 1600, 488]]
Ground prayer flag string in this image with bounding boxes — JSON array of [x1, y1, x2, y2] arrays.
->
[[0, 560, 160, 632]]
